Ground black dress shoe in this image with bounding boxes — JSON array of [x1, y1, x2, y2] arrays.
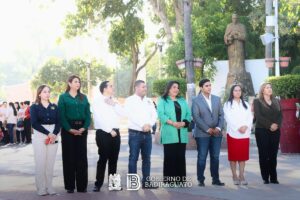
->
[[198, 181, 205, 187], [212, 181, 225, 186], [263, 180, 269, 184], [270, 180, 279, 184], [67, 189, 74, 193], [77, 189, 87, 193], [93, 186, 101, 192]]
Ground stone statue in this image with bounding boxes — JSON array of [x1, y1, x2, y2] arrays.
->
[[224, 14, 254, 96]]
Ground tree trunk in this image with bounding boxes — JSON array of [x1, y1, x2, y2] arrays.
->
[[173, 0, 184, 31], [184, 0, 195, 107], [129, 44, 139, 95], [129, 44, 158, 95], [148, 0, 173, 42]]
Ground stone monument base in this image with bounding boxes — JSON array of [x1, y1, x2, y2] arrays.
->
[[226, 70, 255, 96]]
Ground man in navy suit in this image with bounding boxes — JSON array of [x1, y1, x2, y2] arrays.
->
[[192, 79, 225, 187]]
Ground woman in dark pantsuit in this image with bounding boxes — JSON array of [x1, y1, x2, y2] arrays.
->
[[254, 82, 282, 184]]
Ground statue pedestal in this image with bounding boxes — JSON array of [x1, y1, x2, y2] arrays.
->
[[226, 70, 255, 96]]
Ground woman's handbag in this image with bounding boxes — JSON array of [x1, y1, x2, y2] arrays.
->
[[17, 119, 24, 128]]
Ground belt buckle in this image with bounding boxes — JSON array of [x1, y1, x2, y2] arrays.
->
[[74, 121, 81, 125]]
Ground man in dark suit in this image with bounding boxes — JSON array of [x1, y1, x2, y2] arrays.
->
[[192, 79, 225, 187]]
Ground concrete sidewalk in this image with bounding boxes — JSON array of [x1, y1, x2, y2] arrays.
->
[[0, 131, 299, 200]]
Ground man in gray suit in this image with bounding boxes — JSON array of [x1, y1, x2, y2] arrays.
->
[[192, 79, 225, 187]]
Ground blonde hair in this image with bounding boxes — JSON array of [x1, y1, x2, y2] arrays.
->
[[258, 82, 280, 110]]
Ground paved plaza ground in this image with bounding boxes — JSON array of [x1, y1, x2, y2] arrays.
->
[[0, 130, 300, 200]]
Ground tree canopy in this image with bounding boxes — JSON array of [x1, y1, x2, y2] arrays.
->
[[161, 0, 300, 79], [63, 0, 158, 94], [31, 57, 111, 98]]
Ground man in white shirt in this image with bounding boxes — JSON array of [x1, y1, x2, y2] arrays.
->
[[124, 80, 157, 189], [92, 81, 123, 192]]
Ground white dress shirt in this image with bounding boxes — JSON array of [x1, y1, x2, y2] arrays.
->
[[201, 93, 221, 131], [124, 94, 157, 131], [202, 93, 212, 112], [224, 100, 253, 139], [92, 94, 123, 133]]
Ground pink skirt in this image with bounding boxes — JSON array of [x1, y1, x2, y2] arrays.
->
[[227, 134, 249, 161]]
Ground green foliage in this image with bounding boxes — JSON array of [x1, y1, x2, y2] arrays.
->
[[63, 0, 145, 57], [164, 0, 263, 82], [164, 32, 185, 78], [267, 75, 300, 99], [113, 58, 132, 97], [31, 57, 111, 98], [63, 0, 156, 95], [291, 66, 300, 74], [248, 0, 300, 75], [108, 14, 145, 57], [153, 78, 187, 97]]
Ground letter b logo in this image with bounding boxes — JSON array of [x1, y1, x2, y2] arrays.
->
[[127, 174, 141, 190]]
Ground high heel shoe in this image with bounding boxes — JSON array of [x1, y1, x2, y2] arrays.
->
[[233, 178, 240, 185], [240, 180, 248, 185]]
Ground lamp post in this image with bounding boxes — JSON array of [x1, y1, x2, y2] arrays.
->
[[274, 0, 280, 76], [176, 58, 203, 97], [183, 0, 195, 107], [176, 58, 202, 150], [86, 62, 91, 100], [157, 41, 164, 78], [260, 0, 284, 76]]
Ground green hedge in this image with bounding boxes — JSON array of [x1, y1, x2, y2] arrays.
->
[[267, 75, 300, 99], [153, 78, 187, 97], [291, 66, 300, 74]]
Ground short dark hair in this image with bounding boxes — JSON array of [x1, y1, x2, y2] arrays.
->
[[24, 101, 30, 105], [99, 81, 109, 94], [199, 79, 210, 87], [134, 80, 145, 88]]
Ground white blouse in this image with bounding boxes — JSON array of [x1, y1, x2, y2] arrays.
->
[[224, 100, 253, 139], [6, 107, 17, 124]]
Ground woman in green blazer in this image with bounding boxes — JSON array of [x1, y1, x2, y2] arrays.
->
[[157, 81, 191, 185]]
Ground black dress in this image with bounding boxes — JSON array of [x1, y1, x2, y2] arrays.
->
[[163, 101, 187, 185]]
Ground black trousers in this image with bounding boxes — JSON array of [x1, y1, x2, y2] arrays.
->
[[95, 129, 121, 187], [255, 128, 280, 182], [16, 130, 25, 143], [163, 143, 186, 184], [24, 118, 31, 143], [61, 122, 88, 191]]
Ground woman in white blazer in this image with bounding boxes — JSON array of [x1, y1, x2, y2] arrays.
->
[[224, 84, 253, 185]]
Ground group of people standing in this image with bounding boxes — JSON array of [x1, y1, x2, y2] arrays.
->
[[157, 79, 281, 187], [0, 101, 32, 145], [28, 74, 282, 196]]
